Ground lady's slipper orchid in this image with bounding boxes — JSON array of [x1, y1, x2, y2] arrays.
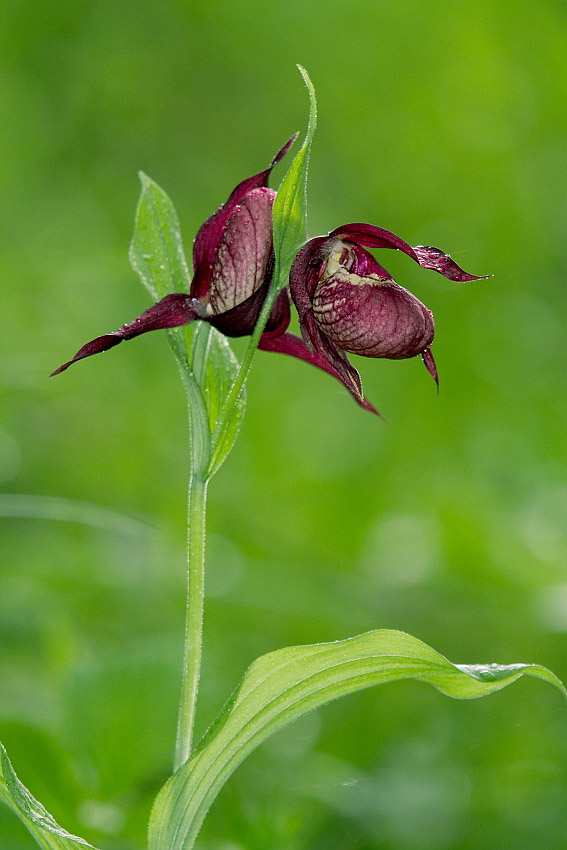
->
[[51, 145, 488, 418], [51, 137, 298, 375], [50, 140, 386, 413], [288, 223, 489, 411]]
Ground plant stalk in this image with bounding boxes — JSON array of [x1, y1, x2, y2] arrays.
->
[[174, 471, 208, 771], [173, 275, 283, 768]]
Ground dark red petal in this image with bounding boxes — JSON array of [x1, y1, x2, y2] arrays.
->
[[330, 223, 490, 282], [411, 245, 490, 282], [49, 334, 124, 376], [289, 236, 329, 313], [422, 347, 439, 389], [301, 310, 364, 398], [209, 188, 276, 313], [258, 331, 380, 416], [209, 283, 291, 339], [50, 293, 202, 375], [191, 135, 298, 299], [312, 271, 435, 360]]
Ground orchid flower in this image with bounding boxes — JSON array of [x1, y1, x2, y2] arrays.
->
[[287, 224, 490, 412], [50, 137, 297, 375], [50, 136, 365, 404], [51, 145, 488, 418]]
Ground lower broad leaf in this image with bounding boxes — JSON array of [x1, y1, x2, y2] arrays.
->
[[0, 743, 96, 850], [149, 629, 565, 850]]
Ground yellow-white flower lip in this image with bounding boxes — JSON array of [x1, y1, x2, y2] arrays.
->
[[321, 239, 352, 281], [322, 268, 390, 289]]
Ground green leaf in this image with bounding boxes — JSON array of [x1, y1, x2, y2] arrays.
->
[[192, 325, 246, 479], [148, 629, 565, 850], [202, 69, 318, 472], [127, 175, 244, 478], [129, 172, 192, 301], [271, 65, 317, 291], [199, 66, 318, 476], [188, 322, 246, 479], [128, 171, 194, 385], [0, 743, 96, 850]]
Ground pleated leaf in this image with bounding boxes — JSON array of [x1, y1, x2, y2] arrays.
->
[[149, 629, 565, 850]]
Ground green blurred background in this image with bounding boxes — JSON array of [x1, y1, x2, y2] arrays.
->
[[1, 0, 567, 847]]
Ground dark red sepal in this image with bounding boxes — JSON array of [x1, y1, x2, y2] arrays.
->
[[422, 347, 439, 390], [50, 293, 202, 375], [332, 223, 490, 282], [259, 330, 380, 417]]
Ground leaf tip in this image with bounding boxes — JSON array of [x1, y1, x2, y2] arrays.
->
[[296, 65, 317, 127], [138, 171, 156, 192]]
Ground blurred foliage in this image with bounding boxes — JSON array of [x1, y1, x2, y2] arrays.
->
[[1, 0, 566, 848]]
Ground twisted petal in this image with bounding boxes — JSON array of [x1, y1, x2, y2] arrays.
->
[[422, 347, 438, 388], [51, 283, 291, 376], [301, 310, 364, 398], [259, 330, 379, 416], [191, 135, 298, 298], [331, 223, 490, 282], [50, 294, 203, 375]]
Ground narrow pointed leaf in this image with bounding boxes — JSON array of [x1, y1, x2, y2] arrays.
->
[[189, 322, 246, 479], [271, 65, 317, 291], [149, 629, 565, 850], [129, 172, 192, 301], [0, 743, 96, 850], [128, 172, 195, 386], [200, 330, 246, 479]]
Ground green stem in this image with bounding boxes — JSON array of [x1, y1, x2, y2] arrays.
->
[[173, 275, 283, 765], [174, 472, 208, 771], [170, 327, 211, 771]]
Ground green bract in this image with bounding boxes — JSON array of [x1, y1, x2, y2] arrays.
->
[[271, 64, 317, 292]]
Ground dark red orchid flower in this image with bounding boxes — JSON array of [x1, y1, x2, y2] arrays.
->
[[51, 137, 369, 409], [51, 144, 487, 417], [51, 139, 391, 412], [51, 137, 297, 375], [287, 224, 490, 412]]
